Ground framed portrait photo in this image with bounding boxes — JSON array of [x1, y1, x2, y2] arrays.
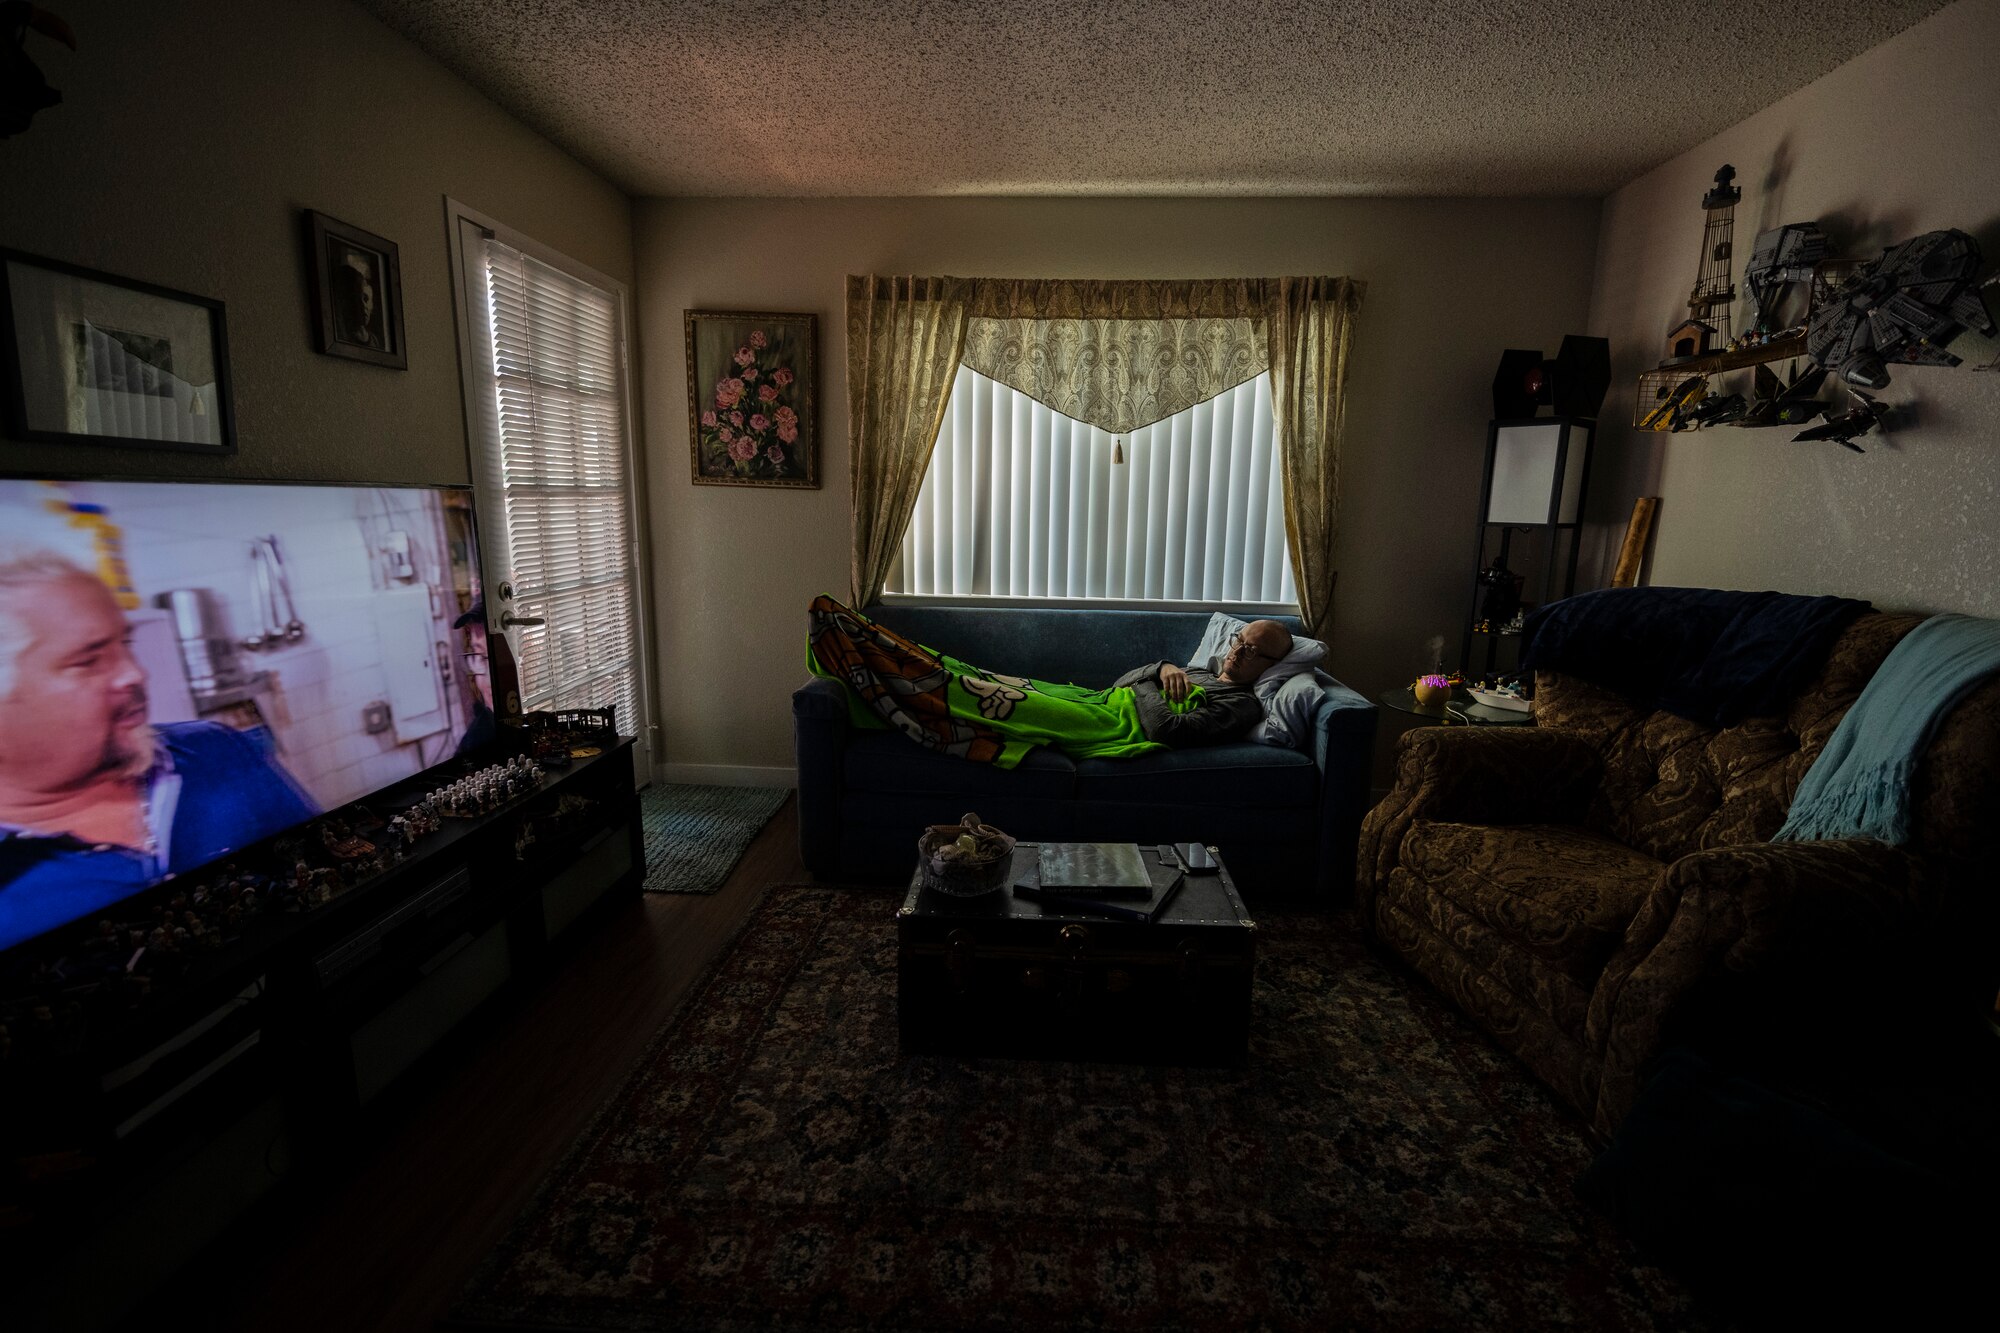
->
[[685, 309, 818, 488], [0, 248, 237, 455], [305, 210, 407, 369]]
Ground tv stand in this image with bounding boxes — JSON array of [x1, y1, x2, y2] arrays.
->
[[4, 741, 643, 1332]]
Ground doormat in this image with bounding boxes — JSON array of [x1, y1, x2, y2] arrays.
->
[[641, 783, 790, 894]]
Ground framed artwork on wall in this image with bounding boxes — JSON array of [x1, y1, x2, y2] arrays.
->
[[685, 309, 818, 488], [0, 247, 237, 455], [304, 210, 407, 369]]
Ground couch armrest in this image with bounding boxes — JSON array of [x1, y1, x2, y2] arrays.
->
[[1308, 675, 1377, 897], [792, 677, 852, 876], [1356, 726, 1602, 923], [1586, 837, 1918, 1137]]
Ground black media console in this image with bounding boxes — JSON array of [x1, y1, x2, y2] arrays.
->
[[4, 740, 643, 1332]]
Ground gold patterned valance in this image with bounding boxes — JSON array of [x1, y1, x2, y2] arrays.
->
[[960, 314, 1266, 435]]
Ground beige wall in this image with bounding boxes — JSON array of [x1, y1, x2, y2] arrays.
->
[[0, 0, 633, 486], [637, 197, 1602, 774], [1586, 0, 2000, 612]]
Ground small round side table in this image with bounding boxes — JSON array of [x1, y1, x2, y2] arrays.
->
[[1377, 686, 1534, 727]]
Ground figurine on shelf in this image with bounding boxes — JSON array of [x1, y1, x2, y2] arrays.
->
[[319, 818, 377, 862], [1477, 557, 1524, 629]]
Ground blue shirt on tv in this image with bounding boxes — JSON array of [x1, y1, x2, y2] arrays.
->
[[0, 721, 319, 951]]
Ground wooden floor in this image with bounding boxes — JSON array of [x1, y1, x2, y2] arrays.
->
[[158, 795, 805, 1333]]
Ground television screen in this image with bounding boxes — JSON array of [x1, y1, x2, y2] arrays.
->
[[0, 478, 487, 950]]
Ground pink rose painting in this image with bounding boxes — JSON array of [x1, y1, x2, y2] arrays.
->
[[688, 310, 816, 486]]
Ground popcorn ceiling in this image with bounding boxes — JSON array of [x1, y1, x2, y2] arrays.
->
[[356, 0, 1949, 198]]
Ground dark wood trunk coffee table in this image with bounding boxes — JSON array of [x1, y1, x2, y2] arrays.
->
[[896, 843, 1256, 1066]]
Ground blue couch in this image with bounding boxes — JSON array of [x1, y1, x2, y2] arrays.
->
[[792, 604, 1377, 895]]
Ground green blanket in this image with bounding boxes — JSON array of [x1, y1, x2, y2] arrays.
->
[[807, 595, 1165, 768]]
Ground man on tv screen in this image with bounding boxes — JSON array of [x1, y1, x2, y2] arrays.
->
[[453, 598, 498, 759], [0, 550, 320, 949]]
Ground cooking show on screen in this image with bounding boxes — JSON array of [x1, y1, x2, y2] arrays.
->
[[0, 479, 485, 948]]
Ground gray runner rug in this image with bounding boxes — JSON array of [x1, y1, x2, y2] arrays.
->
[[640, 783, 791, 894]]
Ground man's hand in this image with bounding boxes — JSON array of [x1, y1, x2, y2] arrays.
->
[[1157, 663, 1192, 703]]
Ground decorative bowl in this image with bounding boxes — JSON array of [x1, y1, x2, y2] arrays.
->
[[916, 812, 1017, 897]]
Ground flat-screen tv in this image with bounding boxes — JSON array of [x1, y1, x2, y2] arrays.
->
[[0, 478, 488, 951]]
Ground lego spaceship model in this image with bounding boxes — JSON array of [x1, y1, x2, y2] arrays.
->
[[1808, 229, 1995, 390], [1792, 388, 1896, 452]]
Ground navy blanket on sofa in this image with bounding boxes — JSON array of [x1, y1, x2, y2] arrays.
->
[[1520, 587, 1870, 727]]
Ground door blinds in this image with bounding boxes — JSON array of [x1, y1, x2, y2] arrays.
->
[[468, 234, 643, 732]]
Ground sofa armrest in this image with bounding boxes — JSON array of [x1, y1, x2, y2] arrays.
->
[[792, 677, 852, 876], [1586, 837, 1918, 1137], [1356, 726, 1602, 922], [1308, 675, 1377, 897]]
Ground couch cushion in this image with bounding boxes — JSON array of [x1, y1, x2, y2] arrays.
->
[[842, 731, 1075, 800], [1399, 820, 1663, 981], [1072, 741, 1316, 809]]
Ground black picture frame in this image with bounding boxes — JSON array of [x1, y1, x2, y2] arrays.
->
[[304, 210, 407, 370], [0, 248, 237, 456]]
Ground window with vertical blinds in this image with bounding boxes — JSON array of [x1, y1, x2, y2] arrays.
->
[[469, 236, 643, 731], [889, 366, 1296, 605]]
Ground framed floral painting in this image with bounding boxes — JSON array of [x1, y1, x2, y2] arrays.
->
[[685, 309, 818, 488]]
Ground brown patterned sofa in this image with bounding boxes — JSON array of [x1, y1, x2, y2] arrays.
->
[[1357, 610, 2000, 1138]]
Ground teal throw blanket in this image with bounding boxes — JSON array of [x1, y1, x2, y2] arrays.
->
[[1776, 613, 2000, 845]]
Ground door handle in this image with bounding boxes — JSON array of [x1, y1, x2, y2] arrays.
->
[[500, 613, 545, 628]]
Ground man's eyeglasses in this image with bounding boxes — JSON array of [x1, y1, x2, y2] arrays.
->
[[1227, 630, 1283, 665], [462, 650, 489, 669]]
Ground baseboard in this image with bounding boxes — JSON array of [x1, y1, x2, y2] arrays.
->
[[653, 762, 796, 790]]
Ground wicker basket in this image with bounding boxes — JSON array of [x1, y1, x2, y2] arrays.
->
[[916, 813, 1017, 897]]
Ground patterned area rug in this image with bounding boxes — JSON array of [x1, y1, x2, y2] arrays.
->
[[451, 886, 1709, 1332], [640, 784, 792, 894]]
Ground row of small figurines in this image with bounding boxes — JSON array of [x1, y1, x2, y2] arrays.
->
[[418, 755, 547, 821]]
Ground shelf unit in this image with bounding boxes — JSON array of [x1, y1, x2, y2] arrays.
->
[[1461, 416, 1593, 676], [1635, 332, 1817, 431], [5, 743, 644, 1331], [1655, 329, 1808, 375]]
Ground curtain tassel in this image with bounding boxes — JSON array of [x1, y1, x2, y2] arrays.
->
[[1112, 438, 1124, 465]]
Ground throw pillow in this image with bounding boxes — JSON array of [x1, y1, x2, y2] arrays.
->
[[1252, 669, 1327, 750], [1186, 612, 1328, 749]]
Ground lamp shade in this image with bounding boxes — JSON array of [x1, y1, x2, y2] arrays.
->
[[1486, 421, 1591, 525]]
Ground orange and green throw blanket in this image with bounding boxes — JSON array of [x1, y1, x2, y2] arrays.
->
[[807, 595, 1165, 768]]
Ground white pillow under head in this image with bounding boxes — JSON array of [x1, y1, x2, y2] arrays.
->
[[1185, 611, 1327, 749]]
